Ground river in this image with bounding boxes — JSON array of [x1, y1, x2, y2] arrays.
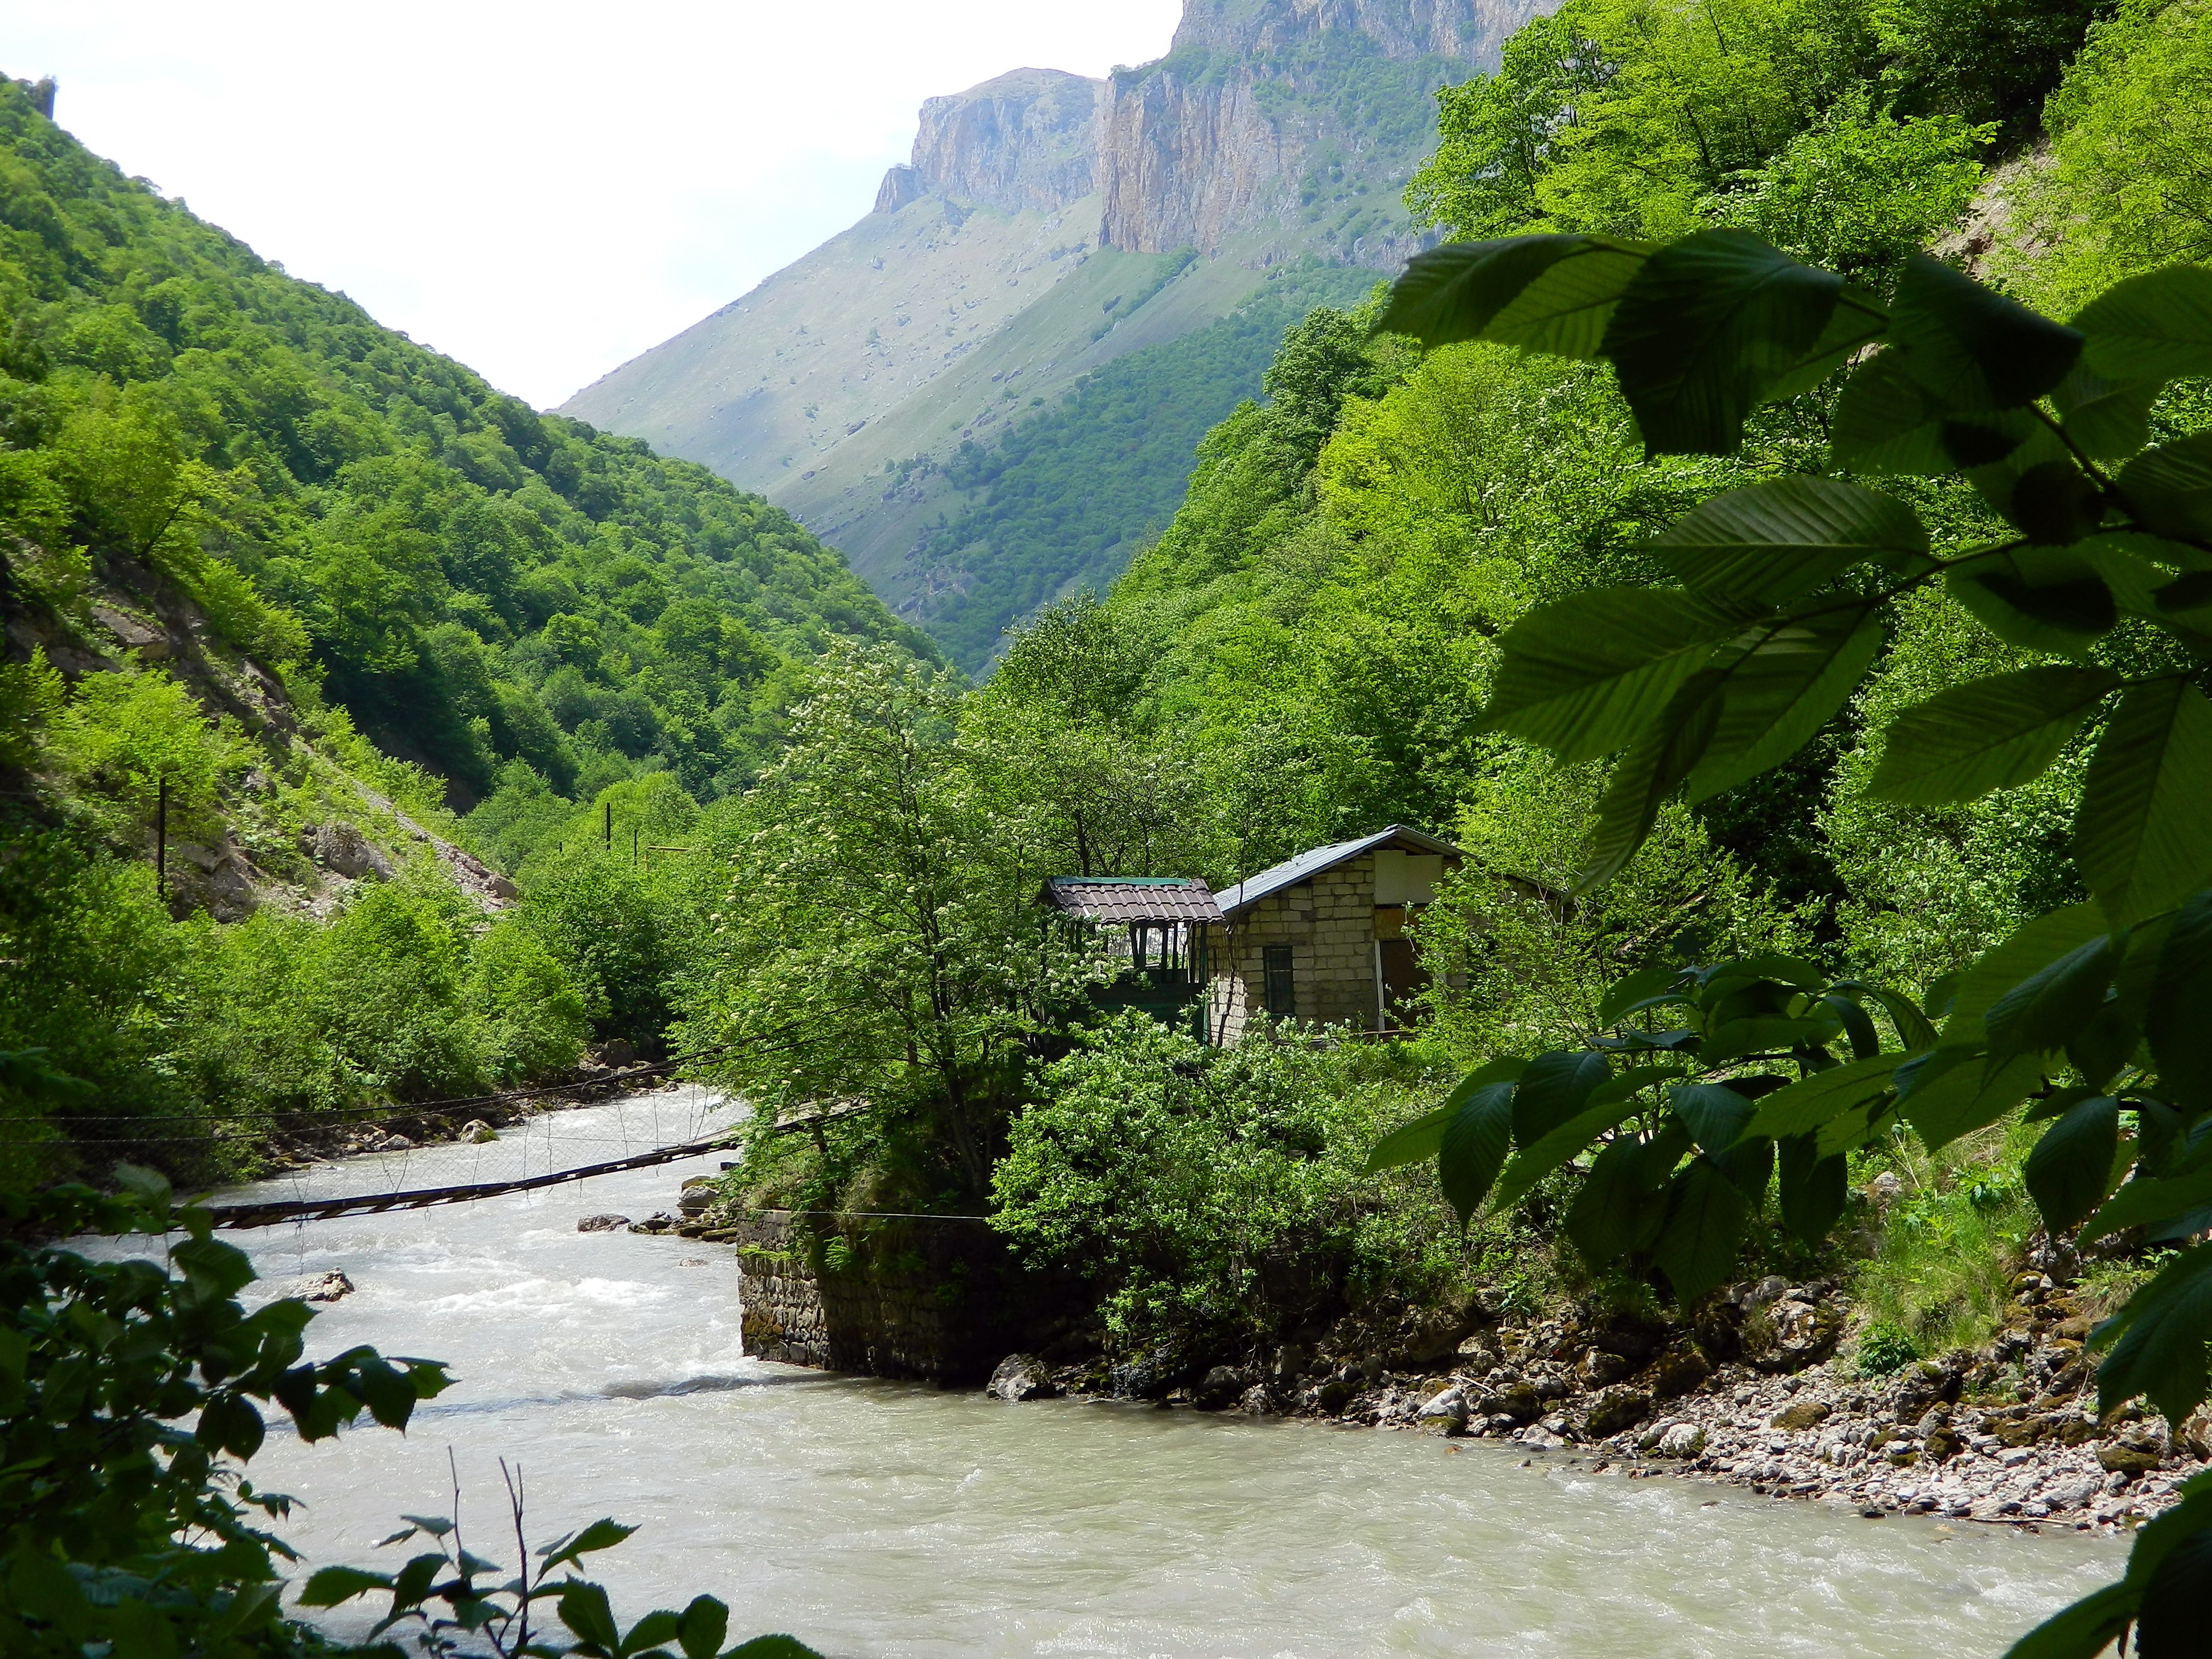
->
[[185, 1093, 2120, 1657]]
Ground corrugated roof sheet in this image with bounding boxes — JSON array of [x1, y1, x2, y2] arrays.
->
[[1040, 877, 1224, 924], [1213, 825, 1464, 917]]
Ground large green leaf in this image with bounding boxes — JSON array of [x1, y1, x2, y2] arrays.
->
[[2075, 265, 2212, 384], [1653, 1155, 1754, 1304], [1511, 1049, 1611, 1146], [1685, 605, 1886, 803], [1651, 478, 1927, 605], [1899, 1052, 2047, 1150], [1742, 1054, 1901, 1140], [1378, 235, 1652, 358], [2118, 432, 2212, 544], [1668, 1082, 1757, 1158], [2054, 366, 2163, 461], [2149, 888, 2212, 1109], [2095, 1242, 2212, 1424], [1481, 589, 1740, 762], [2136, 1526, 2212, 1659], [1832, 349, 1953, 474], [1364, 1057, 1526, 1173], [1887, 253, 2084, 411], [1870, 666, 2120, 804], [1946, 548, 2119, 656], [2002, 1582, 2138, 1659], [2024, 1095, 2122, 1234], [1438, 1080, 1519, 1226], [1776, 1133, 1848, 1244], [2085, 1163, 2212, 1244], [1578, 672, 1724, 887], [1602, 230, 1844, 456], [2074, 679, 2212, 927], [1565, 1125, 1685, 1265], [1943, 903, 2113, 1040], [1985, 933, 2117, 1065], [1487, 1066, 1681, 1214]]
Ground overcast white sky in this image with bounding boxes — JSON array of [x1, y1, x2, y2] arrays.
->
[[3, 2, 1184, 409]]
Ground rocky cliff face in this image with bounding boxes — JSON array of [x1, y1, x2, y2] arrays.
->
[[906, 68, 1103, 217], [1169, 0, 1532, 60], [870, 0, 1550, 263]]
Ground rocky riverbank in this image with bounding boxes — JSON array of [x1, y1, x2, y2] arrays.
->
[[986, 1269, 2206, 1536]]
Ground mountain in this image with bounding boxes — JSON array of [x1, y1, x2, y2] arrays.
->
[[0, 75, 922, 819], [561, 0, 1551, 667]]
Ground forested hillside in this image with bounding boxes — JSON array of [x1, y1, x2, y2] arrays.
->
[[0, 78, 923, 806], [0, 75, 921, 1178]]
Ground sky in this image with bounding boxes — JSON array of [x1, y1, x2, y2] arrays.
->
[[3, 1, 1185, 409]]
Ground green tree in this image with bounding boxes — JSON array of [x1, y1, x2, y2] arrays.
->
[[1375, 224, 2212, 1652]]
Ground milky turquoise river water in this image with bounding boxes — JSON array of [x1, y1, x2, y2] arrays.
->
[[165, 1094, 2123, 1656]]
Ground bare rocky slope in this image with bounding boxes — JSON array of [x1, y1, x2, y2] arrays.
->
[[561, 0, 1551, 654]]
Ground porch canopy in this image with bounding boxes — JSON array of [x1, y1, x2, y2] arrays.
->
[[1038, 877, 1224, 925]]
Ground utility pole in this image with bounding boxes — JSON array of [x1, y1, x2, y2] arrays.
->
[[155, 774, 167, 889], [602, 800, 612, 850], [631, 826, 639, 868]]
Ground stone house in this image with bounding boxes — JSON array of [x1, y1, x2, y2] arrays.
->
[[1204, 826, 1463, 1045]]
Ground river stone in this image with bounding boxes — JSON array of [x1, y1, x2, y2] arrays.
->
[[1474, 1382, 1542, 1423], [1647, 1342, 1712, 1400], [2098, 1442, 2161, 1475], [1656, 1423, 1708, 1458], [1772, 1398, 1832, 1432], [1416, 1387, 1468, 1435], [1577, 1348, 1630, 1389], [1741, 1295, 1840, 1372], [577, 1215, 631, 1232], [988, 1354, 1062, 1402], [461, 1119, 497, 1144], [600, 1037, 637, 1067], [1194, 1366, 1248, 1410], [1583, 1387, 1651, 1438]]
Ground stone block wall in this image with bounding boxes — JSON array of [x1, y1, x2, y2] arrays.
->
[[733, 1209, 1027, 1384], [1212, 854, 1382, 1044]]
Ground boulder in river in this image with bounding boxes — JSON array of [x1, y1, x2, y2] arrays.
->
[[1194, 1366, 1249, 1410], [270, 1269, 354, 1303], [577, 1215, 632, 1232], [989, 1353, 1062, 1402]]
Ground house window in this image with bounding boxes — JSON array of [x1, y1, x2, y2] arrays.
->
[[1262, 945, 1296, 1018]]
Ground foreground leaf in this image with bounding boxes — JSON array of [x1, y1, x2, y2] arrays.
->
[[2024, 1095, 2122, 1234], [1870, 667, 2120, 803], [2147, 888, 2212, 1109], [1888, 253, 2083, 411], [1364, 1058, 1526, 1173], [1742, 1054, 1901, 1140], [1378, 235, 1651, 358], [1685, 605, 1886, 803], [1603, 230, 1844, 456], [1439, 1081, 1519, 1226], [2076, 265, 2212, 385], [1651, 478, 1926, 606], [1653, 1156, 1754, 1305], [2117, 432, 2212, 543], [2073, 679, 2212, 927], [1578, 673, 1725, 887], [2096, 1243, 2212, 1425], [1482, 589, 1741, 762]]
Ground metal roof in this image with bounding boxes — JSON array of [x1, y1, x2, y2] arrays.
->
[[1039, 877, 1225, 925], [1213, 825, 1464, 917]]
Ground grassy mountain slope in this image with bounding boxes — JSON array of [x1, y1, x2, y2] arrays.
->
[[563, 5, 1529, 663], [898, 261, 1375, 669], [0, 77, 922, 814]]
